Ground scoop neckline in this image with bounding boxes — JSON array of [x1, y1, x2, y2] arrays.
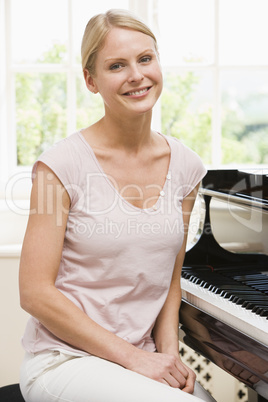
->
[[78, 130, 173, 213]]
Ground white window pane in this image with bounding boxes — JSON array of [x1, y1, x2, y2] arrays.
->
[[73, 0, 129, 65], [76, 73, 104, 130], [220, 0, 268, 65], [16, 73, 67, 166], [161, 71, 213, 164], [157, 0, 214, 66], [11, 0, 68, 64], [221, 70, 268, 164]]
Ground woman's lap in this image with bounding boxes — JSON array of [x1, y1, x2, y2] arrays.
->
[[20, 351, 216, 402]]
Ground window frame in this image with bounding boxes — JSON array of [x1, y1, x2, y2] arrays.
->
[[1, 0, 268, 196]]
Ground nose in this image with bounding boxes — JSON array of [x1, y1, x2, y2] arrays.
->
[[127, 63, 144, 83]]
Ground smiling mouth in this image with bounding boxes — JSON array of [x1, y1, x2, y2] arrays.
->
[[124, 87, 151, 96]]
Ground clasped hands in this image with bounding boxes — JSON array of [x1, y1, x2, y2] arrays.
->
[[127, 349, 196, 394]]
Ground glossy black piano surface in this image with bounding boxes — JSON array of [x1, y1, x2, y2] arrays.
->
[[180, 170, 268, 400]]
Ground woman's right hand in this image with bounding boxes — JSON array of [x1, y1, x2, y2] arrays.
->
[[127, 349, 193, 391]]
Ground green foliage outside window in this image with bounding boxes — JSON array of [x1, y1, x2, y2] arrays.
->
[[15, 43, 268, 166], [76, 75, 104, 130], [221, 92, 268, 164], [161, 72, 212, 164], [16, 44, 67, 166]]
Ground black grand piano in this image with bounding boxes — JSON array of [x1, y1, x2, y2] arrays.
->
[[180, 170, 268, 401]]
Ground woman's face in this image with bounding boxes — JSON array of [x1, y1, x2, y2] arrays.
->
[[85, 27, 163, 118]]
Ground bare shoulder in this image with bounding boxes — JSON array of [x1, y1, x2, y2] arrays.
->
[[26, 162, 70, 226]]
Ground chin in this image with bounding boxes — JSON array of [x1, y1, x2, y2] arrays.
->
[[132, 100, 158, 115]]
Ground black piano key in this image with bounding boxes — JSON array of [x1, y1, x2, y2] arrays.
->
[[256, 308, 268, 317], [239, 294, 268, 301], [258, 290, 268, 295], [224, 290, 268, 306], [220, 291, 232, 299], [186, 274, 196, 282], [208, 285, 218, 292], [249, 282, 268, 289], [213, 288, 222, 295], [253, 307, 262, 314], [232, 298, 244, 305], [223, 285, 252, 290], [246, 301, 267, 308], [245, 283, 268, 289], [216, 287, 256, 295], [234, 274, 268, 281], [226, 294, 248, 304], [188, 275, 197, 282], [193, 278, 203, 285], [256, 306, 268, 316], [241, 297, 268, 304], [182, 272, 192, 279], [243, 303, 258, 310], [260, 311, 268, 317], [199, 281, 210, 288], [248, 287, 268, 293], [243, 303, 268, 310], [234, 295, 267, 302], [228, 295, 243, 304]]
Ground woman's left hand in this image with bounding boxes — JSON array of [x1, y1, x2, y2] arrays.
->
[[176, 357, 196, 393]]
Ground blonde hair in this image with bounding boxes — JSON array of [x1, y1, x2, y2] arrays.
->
[[81, 9, 158, 76]]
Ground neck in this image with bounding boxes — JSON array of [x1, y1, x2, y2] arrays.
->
[[95, 110, 154, 152]]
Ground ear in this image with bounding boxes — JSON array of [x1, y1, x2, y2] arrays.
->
[[83, 69, 99, 94]]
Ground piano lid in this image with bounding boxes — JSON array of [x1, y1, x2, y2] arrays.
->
[[201, 169, 268, 212]]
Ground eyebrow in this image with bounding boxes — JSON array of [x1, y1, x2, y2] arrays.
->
[[104, 48, 156, 64]]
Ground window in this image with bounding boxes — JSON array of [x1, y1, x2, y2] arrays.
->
[[1, 0, 268, 194], [157, 0, 268, 166], [219, 0, 268, 165]]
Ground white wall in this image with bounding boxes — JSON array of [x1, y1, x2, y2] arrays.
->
[[0, 203, 29, 386], [0, 252, 29, 386]]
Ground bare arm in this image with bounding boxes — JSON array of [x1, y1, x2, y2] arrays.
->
[[152, 184, 200, 392], [19, 162, 140, 367]]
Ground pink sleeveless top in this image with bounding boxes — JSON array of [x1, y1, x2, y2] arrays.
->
[[21, 131, 206, 356]]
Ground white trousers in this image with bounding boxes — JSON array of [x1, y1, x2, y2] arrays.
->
[[20, 351, 217, 402]]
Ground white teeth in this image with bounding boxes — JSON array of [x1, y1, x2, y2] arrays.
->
[[127, 88, 148, 96]]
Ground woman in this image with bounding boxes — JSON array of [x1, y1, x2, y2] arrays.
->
[[19, 9, 215, 402]]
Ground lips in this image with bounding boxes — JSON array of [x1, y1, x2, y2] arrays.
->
[[123, 87, 151, 96]]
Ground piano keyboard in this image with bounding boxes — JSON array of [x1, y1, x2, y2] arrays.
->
[[181, 266, 268, 346]]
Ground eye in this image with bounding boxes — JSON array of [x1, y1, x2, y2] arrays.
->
[[140, 55, 152, 63], [110, 63, 123, 71]]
